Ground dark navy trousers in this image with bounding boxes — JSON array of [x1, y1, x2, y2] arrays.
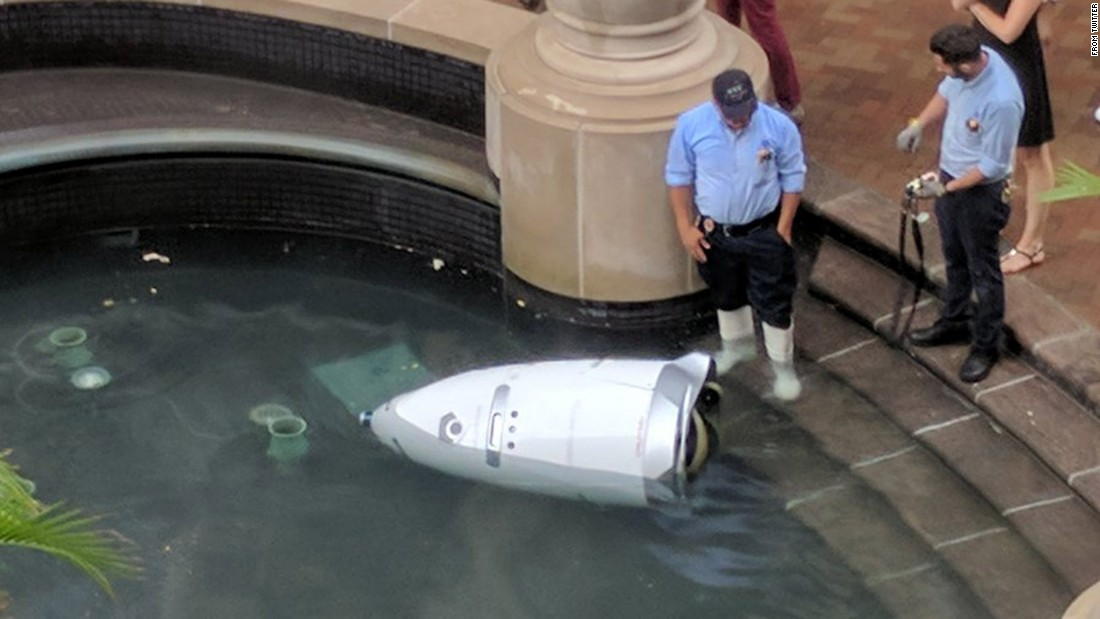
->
[[697, 218, 796, 330], [933, 174, 1011, 354]]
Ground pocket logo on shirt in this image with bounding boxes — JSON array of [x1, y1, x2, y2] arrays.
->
[[966, 118, 981, 133], [756, 139, 775, 163]]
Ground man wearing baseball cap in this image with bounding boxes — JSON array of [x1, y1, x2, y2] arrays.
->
[[665, 69, 807, 401]]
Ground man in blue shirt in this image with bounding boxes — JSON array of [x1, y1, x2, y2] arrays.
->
[[666, 69, 806, 401], [896, 24, 1023, 383]]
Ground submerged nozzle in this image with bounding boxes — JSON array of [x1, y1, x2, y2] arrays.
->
[[267, 415, 309, 464], [359, 410, 373, 428]]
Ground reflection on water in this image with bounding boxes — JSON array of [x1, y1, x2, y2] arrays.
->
[[0, 233, 887, 618]]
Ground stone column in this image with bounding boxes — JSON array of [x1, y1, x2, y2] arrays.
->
[[485, 0, 769, 317]]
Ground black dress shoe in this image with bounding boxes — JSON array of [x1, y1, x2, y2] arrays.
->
[[908, 321, 970, 347], [960, 349, 999, 383]]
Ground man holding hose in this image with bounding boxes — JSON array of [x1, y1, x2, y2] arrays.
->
[[896, 24, 1023, 383]]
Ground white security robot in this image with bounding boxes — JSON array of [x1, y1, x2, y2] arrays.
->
[[362, 353, 721, 508]]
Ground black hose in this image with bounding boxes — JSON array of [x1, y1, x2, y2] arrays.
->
[[888, 192, 927, 339]]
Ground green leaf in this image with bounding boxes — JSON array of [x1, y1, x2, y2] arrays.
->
[[1040, 160, 1100, 203], [0, 450, 142, 598], [0, 450, 39, 519]]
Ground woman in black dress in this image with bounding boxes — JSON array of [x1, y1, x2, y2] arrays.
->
[[954, 0, 1057, 274]]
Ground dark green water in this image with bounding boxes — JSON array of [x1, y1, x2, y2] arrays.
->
[[0, 231, 889, 618]]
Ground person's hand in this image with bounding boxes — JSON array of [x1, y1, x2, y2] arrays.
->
[[776, 224, 793, 246], [678, 224, 710, 263], [906, 172, 947, 199], [950, 0, 977, 11], [896, 120, 923, 153]]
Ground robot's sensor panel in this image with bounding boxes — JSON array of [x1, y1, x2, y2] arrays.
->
[[438, 412, 464, 444], [363, 353, 719, 507]]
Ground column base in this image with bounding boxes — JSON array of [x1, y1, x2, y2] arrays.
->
[[503, 268, 714, 334], [487, 10, 771, 304]]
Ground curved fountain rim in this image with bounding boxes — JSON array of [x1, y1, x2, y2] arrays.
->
[[0, 128, 500, 207]]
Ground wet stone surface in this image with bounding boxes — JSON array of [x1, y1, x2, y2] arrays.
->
[[918, 414, 1070, 513], [1006, 497, 1100, 592]]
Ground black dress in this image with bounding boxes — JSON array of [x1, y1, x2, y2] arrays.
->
[[973, 0, 1055, 146]]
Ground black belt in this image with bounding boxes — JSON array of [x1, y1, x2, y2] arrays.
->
[[940, 170, 1008, 191], [701, 209, 779, 237]]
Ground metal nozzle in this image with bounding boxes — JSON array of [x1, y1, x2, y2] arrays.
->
[[359, 410, 373, 428]]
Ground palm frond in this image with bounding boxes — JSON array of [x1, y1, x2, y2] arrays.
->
[[0, 450, 38, 518], [1040, 160, 1100, 203], [0, 451, 142, 598]]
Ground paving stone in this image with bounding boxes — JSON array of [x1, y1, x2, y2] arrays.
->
[[814, 186, 946, 275], [865, 563, 993, 619], [897, 222, 947, 289], [1090, 385, 1100, 414], [919, 414, 1070, 514], [977, 377, 1100, 481], [719, 373, 988, 616], [821, 338, 979, 434], [906, 344, 1035, 397], [794, 294, 878, 363], [1006, 497, 1100, 594], [771, 370, 915, 467], [1034, 330, 1100, 415], [1004, 278, 1090, 350], [803, 157, 864, 207], [786, 484, 941, 578], [717, 384, 860, 500], [816, 187, 906, 259], [736, 448, 859, 507], [937, 529, 1075, 619], [1071, 470, 1100, 515], [718, 338, 1093, 616], [896, 299, 944, 338], [851, 447, 1004, 547], [727, 436, 861, 502], [730, 282, 1088, 617], [810, 236, 911, 332]]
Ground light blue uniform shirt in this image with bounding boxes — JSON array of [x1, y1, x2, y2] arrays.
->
[[665, 102, 806, 225], [937, 46, 1023, 182]]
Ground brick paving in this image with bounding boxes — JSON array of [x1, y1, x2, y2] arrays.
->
[[492, 0, 1100, 330]]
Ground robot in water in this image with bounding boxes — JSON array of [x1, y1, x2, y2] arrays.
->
[[361, 353, 721, 508]]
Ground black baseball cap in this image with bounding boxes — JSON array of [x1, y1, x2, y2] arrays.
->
[[712, 69, 758, 119]]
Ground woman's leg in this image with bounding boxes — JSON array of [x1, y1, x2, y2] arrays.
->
[[1002, 143, 1054, 274], [739, 0, 802, 111]]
